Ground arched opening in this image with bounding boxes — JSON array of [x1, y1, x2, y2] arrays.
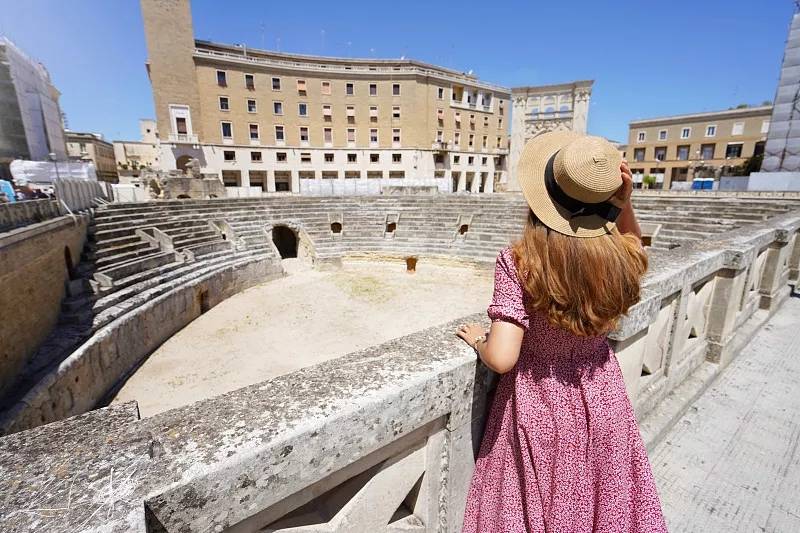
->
[[386, 222, 397, 233], [176, 155, 192, 172], [272, 225, 298, 258], [64, 247, 75, 280], [177, 194, 191, 199], [330, 222, 342, 234], [458, 224, 469, 235]]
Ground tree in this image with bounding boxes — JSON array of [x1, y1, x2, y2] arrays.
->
[[642, 175, 656, 189]]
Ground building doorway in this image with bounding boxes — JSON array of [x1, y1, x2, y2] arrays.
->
[[272, 225, 298, 258], [176, 155, 192, 172]]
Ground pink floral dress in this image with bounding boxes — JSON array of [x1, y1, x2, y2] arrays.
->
[[462, 248, 667, 533]]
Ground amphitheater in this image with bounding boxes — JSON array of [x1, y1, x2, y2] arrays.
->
[[1, 188, 800, 532]]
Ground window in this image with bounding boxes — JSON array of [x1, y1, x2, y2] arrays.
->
[[437, 87, 444, 99], [499, 100, 504, 115], [658, 129, 667, 141], [481, 156, 488, 166], [726, 143, 743, 158], [322, 171, 338, 180], [347, 153, 357, 163], [221, 121, 233, 139], [321, 80, 331, 95], [245, 74, 255, 89], [276, 152, 287, 162], [681, 127, 691, 139], [346, 105, 356, 119], [296, 79, 307, 94], [484, 116, 489, 128], [455, 112, 462, 127], [370, 129, 378, 145], [392, 128, 401, 144], [219, 96, 229, 111], [345, 171, 360, 179], [323, 104, 332, 119], [300, 152, 311, 164], [700, 143, 715, 159], [468, 134, 474, 148], [392, 106, 401, 120], [251, 151, 263, 162], [498, 118, 503, 130], [454, 132, 461, 146], [705, 125, 716, 137], [247, 99, 257, 113], [369, 83, 377, 96], [323, 127, 332, 145], [392, 153, 402, 163], [637, 131, 645, 142], [453, 155, 460, 164], [434, 154, 445, 164], [677, 145, 690, 160], [347, 128, 356, 144], [249, 123, 260, 140], [223, 150, 236, 162], [467, 156, 474, 165], [654, 146, 666, 161], [324, 153, 334, 163], [761, 120, 770, 134], [633, 148, 645, 162], [216, 70, 227, 86], [389, 170, 405, 179], [298, 102, 308, 116], [436, 130, 443, 142], [175, 117, 187, 134], [731, 122, 744, 136], [345, 82, 355, 96], [392, 83, 400, 96], [496, 136, 502, 148], [367, 170, 382, 179], [482, 136, 488, 149], [275, 125, 285, 142], [272, 77, 281, 90], [370, 153, 380, 163], [469, 114, 475, 128], [369, 106, 378, 122], [436, 108, 444, 122]]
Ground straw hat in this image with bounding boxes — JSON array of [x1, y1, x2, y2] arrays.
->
[[516, 131, 624, 238]]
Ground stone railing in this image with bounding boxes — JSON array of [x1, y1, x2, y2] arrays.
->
[[0, 198, 62, 232], [1, 207, 798, 532]]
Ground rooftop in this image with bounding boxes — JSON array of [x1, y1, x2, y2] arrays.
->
[[629, 105, 773, 127]]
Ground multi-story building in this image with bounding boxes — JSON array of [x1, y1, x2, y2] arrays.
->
[[140, 0, 509, 195], [65, 131, 118, 183], [627, 106, 771, 189], [113, 119, 161, 178], [0, 37, 66, 176], [508, 80, 593, 190]]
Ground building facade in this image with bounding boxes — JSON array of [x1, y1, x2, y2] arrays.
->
[[113, 119, 161, 178], [0, 37, 66, 176], [65, 131, 118, 183], [140, 0, 509, 195], [508, 80, 593, 190], [627, 106, 771, 189]]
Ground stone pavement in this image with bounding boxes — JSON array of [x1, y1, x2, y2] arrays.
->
[[651, 294, 800, 533]]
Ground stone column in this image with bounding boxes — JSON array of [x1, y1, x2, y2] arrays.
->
[[705, 266, 749, 366], [291, 170, 300, 194], [759, 230, 793, 312], [266, 171, 276, 193]]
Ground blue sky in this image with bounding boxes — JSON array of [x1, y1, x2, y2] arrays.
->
[[0, 0, 793, 143]]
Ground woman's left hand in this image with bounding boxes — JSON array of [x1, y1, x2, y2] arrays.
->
[[609, 159, 633, 209], [456, 323, 486, 348]]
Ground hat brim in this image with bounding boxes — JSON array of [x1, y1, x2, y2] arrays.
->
[[517, 131, 617, 238]]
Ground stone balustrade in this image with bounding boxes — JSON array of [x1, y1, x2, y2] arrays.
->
[[0, 198, 799, 532]]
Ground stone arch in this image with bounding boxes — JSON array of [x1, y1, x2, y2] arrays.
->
[[176, 155, 192, 172], [266, 222, 316, 265], [272, 225, 298, 259]]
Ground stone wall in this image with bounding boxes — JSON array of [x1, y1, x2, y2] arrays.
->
[[0, 198, 62, 232], [0, 215, 88, 399], [0, 199, 798, 532]]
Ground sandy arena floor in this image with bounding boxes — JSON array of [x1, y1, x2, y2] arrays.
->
[[112, 259, 494, 417]]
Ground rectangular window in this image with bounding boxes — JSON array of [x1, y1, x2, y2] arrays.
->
[[705, 125, 716, 137], [369, 83, 377, 96], [276, 152, 287, 162], [245, 74, 255, 89], [481, 156, 488, 166], [498, 118, 503, 130], [389, 170, 405, 179], [436, 130, 443, 142], [217, 70, 227, 86], [345, 171, 360, 179], [392, 128, 401, 144], [249, 123, 260, 140], [392, 106, 401, 120], [468, 156, 474, 165], [731, 122, 744, 136], [322, 171, 338, 180], [633, 148, 645, 162], [176, 117, 188, 134], [298, 102, 308, 116], [654, 146, 666, 161], [347, 153, 357, 163], [370, 153, 380, 163], [437, 108, 444, 121], [726, 143, 743, 158], [321, 80, 331, 95], [324, 153, 334, 163], [300, 127, 309, 142], [637, 131, 645, 142], [221, 121, 233, 139], [219, 96, 229, 111], [392, 153, 402, 163], [296, 79, 307, 93], [437, 87, 444, 99], [658, 129, 667, 140], [700, 143, 715, 159], [677, 145, 690, 160], [272, 77, 281, 90], [367, 170, 382, 179], [323, 104, 332, 118], [370, 128, 378, 145], [681, 127, 691, 139], [346, 82, 355, 95], [273, 101, 283, 115], [347, 128, 356, 143], [484, 116, 489, 128], [223, 150, 235, 161], [496, 136, 501, 148], [455, 112, 461, 127], [369, 106, 378, 121], [247, 99, 257, 113], [454, 132, 461, 146], [453, 155, 460, 164], [323, 127, 332, 144], [346, 105, 356, 118], [469, 114, 475, 128], [275, 125, 285, 142], [392, 83, 401, 96], [251, 151, 263, 162], [468, 134, 474, 147], [300, 152, 311, 164], [482, 136, 488, 148]]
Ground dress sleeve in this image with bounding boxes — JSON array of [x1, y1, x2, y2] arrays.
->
[[487, 248, 529, 330]]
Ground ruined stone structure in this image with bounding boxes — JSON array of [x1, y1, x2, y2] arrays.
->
[[1, 192, 800, 531], [508, 81, 593, 190]]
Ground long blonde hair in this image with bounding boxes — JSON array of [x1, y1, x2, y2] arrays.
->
[[511, 211, 647, 337]]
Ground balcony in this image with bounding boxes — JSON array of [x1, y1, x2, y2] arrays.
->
[[168, 133, 199, 144], [431, 140, 450, 151]]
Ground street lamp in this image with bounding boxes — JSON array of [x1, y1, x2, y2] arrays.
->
[[48, 152, 61, 181]]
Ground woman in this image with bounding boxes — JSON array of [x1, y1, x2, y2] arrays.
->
[[457, 132, 667, 532]]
